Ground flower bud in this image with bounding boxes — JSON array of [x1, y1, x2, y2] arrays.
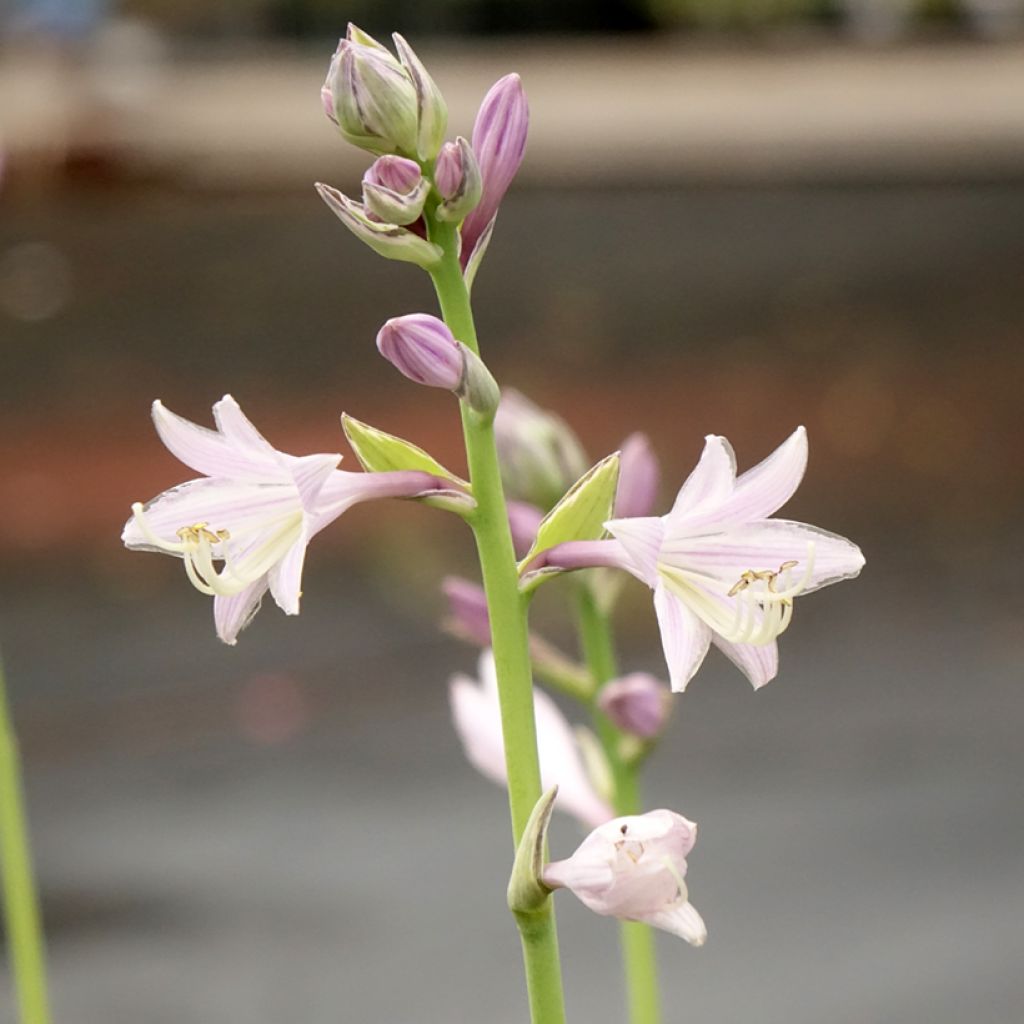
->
[[597, 673, 670, 740], [615, 432, 660, 519], [543, 809, 706, 945], [442, 576, 491, 647], [392, 33, 448, 161], [506, 500, 543, 560], [460, 73, 529, 274], [315, 183, 442, 268], [434, 137, 483, 224], [376, 313, 499, 416], [494, 390, 588, 509], [323, 27, 419, 156], [362, 155, 430, 225]]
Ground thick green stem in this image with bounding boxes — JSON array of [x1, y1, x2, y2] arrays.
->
[[0, 660, 52, 1024], [427, 216, 566, 1024], [574, 584, 661, 1024]]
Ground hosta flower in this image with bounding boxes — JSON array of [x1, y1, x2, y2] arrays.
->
[[122, 395, 441, 645], [545, 427, 865, 691], [450, 651, 613, 829], [543, 809, 706, 946]]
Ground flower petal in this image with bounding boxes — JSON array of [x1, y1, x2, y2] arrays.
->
[[151, 401, 277, 481], [654, 584, 711, 692], [604, 516, 665, 586], [282, 452, 343, 513], [268, 531, 309, 615], [643, 900, 707, 946], [212, 395, 278, 455], [710, 425, 807, 527], [661, 519, 865, 596], [213, 577, 268, 646], [449, 672, 507, 787], [669, 435, 736, 518], [712, 635, 778, 690]]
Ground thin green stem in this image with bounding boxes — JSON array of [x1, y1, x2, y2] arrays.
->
[[0, 659, 52, 1024], [573, 583, 661, 1024], [427, 214, 566, 1024]]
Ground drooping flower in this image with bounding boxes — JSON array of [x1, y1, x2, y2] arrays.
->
[[543, 809, 706, 946], [122, 395, 441, 645], [544, 427, 865, 691], [449, 650, 613, 829]]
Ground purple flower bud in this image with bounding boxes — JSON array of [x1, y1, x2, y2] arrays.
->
[[441, 576, 492, 647], [377, 314, 464, 390], [597, 673, 670, 740], [507, 500, 544, 559], [434, 136, 483, 224], [434, 141, 463, 198], [364, 154, 422, 193], [460, 74, 529, 272], [615, 432, 661, 519]]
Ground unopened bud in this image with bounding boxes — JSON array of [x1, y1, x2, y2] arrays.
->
[[597, 673, 670, 740], [316, 183, 442, 268], [441, 576, 491, 647], [494, 390, 588, 509], [615, 433, 661, 518], [322, 25, 446, 160], [376, 313, 499, 416], [460, 73, 529, 273], [362, 155, 430, 225], [434, 137, 483, 223]]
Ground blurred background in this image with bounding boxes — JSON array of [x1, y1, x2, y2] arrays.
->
[[1, 2, 1023, 1022]]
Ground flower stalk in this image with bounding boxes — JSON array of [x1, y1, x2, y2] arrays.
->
[[0, 658, 52, 1024], [426, 209, 566, 1024], [573, 583, 661, 1024]]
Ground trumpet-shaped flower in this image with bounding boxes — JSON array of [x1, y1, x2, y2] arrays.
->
[[450, 650, 613, 829], [122, 396, 441, 645], [545, 427, 865, 691], [543, 809, 706, 946]]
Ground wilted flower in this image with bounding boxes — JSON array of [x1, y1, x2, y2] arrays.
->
[[449, 651, 612, 829], [597, 673, 670, 740], [460, 73, 529, 274], [544, 427, 865, 691], [543, 809, 706, 945], [123, 396, 441, 644]]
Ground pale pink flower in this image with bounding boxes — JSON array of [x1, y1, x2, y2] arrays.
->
[[543, 809, 706, 946], [546, 427, 865, 691], [449, 651, 613, 829], [597, 673, 670, 740], [122, 395, 440, 645]]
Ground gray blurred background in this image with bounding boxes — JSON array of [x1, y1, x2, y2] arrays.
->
[[1, 1, 1023, 1021]]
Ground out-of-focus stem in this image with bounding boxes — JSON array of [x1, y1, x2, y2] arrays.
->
[[574, 583, 661, 1024], [0, 658, 52, 1024], [427, 211, 566, 1024]]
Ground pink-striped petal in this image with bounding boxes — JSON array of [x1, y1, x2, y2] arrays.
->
[[212, 395, 278, 455], [670, 435, 736, 517], [268, 530, 309, 615], [712, 635, 778, 690], [213, 577, 268, 646], [643, 900, 707, 946], [282, 452, 343, 512], [604, 516, 665, 585], [654, 584, 712, 693]]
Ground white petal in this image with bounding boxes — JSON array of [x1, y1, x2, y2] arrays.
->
[[151, 401, 277, 481], [713, 425, 807, 527], [643, 900, 707, 946], [449, 674, 506, 786], [712, 635, 778, 690], [212, 395, 278, 455], [267, 531, 308, 615], [604, 516, 666, 586], [282, 452, 343, 512], [669, 435, 736, 517], [662, 519, 865, 596], [535, 688, 613, 829], [213, 578, 268, 645], [122, 478, 297, 551], [654, 584, 711, 692], [542, 854, 616, 899]]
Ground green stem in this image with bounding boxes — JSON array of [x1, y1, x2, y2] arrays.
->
[[0, 659, 52, 1024], [574, 584, 661, 1024], [427, 215, 566, 1024]]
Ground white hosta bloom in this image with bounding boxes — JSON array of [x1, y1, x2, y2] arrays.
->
[[543, 809, 706, 946], [607, 427, 864, 691], [122, 395, 439, 644], [450, 650, 613, 830]]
